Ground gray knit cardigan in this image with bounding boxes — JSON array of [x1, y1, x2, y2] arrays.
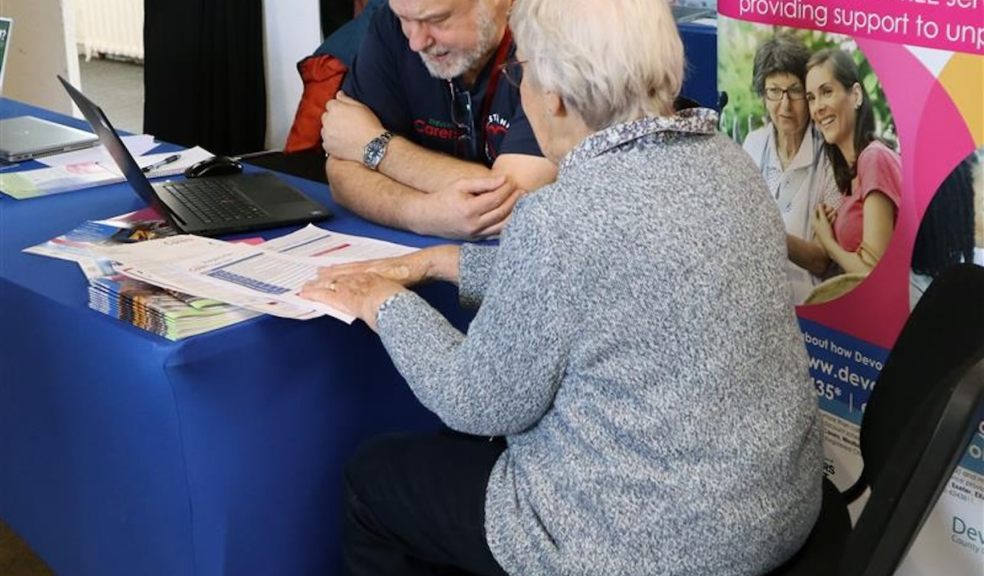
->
[[377, 110, 823, 575]]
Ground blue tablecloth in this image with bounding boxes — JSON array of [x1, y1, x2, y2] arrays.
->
[[0, 99, 467, 575]]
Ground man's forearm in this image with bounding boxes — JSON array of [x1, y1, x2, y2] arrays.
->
[[381, 136, 558, 196], [327, 156, 430, 233], [327, 156, 531, 240], [379, 135, 491, 194]]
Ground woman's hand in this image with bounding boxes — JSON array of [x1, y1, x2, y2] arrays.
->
[[300, 272, 406, 332], [314, 245, 462, 288], [300, 246, 462, 331], [812, 203, 837, 251]]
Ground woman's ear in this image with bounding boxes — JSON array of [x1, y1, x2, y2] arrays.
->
[[851, 82, 863, 110], [545, 91, 566, 118]]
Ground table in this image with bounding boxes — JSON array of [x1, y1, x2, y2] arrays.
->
[[0, 98, 467, 575]]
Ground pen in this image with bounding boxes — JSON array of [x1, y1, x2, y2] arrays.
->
[[141, 153, 181, 173]]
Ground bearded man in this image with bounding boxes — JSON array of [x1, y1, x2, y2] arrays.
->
[[320, 0, 557, 239]]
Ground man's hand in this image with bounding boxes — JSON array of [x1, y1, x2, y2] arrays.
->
[[321, 90, 386, 162], [418, 175, 525, 240]]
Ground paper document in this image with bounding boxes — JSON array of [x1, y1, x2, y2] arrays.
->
[[119, 146, 214, 178], [90, 233, 324, 320], [92, 225, 418, 324], [0, 162, 121, 199], [22, 207, 174, 279], [261, 224, 418, 262], [22, 208, 266, 339], [0, 146, 213, 200]]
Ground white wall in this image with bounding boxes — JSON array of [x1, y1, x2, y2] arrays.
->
[[75, 0, 144, 61], [0, 0, 82, 115], [263, 1, 323, 150]]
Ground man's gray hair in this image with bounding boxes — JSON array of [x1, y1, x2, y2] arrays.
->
[[509, 0, 684, 131]]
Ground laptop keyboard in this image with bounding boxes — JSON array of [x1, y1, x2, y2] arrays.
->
[[163, 178, 269, 224]]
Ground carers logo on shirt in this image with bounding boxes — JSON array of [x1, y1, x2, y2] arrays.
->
[[413, 118, 464, 142]]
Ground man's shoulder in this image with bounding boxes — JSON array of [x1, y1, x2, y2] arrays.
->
[[364, 4, 410, 55]]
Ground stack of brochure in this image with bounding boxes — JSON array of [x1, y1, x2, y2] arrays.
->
[[88, 274, 261, 340], [23, 209, 263, 340], [25, 210, 420, 336]]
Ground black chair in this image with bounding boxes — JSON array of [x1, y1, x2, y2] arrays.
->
[[769, 263, 984, 576]]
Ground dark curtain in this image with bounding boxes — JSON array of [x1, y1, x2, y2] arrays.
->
[[144, 0, 266, 156], [321, 0, 355, 37]]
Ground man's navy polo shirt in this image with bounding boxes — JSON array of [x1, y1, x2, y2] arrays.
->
[[341, 5, 542, 167]]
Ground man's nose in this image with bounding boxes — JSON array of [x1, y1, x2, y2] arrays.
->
[[406, 22, 433, 52]]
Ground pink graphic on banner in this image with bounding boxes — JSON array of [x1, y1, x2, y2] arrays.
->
[[796, 39, 977, 349], [912, 83, 977, 211], [719, 0, 984, 55]]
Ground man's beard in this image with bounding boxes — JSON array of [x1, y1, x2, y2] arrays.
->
[[419, 4, 498, 80]]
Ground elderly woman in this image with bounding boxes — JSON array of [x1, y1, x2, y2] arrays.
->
[[742, 35, 841, 303], [302, 0, 822, 574], [806, 48, 902, 276]]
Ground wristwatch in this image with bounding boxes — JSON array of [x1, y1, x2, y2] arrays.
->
[[363, 130, 394, 171]]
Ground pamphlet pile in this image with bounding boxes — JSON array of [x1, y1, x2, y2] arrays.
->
[[24, 211, 419, 339], [87, 274, 261, 341], [84, 224, 418, 324], [23, 209, 261, 340]]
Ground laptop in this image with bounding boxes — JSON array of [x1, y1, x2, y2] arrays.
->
[[0, 20, 100, 162], [0, 115, 101, 162], [58, 75, 332, 237]]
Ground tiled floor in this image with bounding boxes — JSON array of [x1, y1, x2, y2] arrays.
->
[[0, 54, 143, 575], [77, 54, 145, 133]]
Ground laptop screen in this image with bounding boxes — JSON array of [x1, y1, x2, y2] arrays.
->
[[57, 75, 168, 216], [0, 18, 12, 93]]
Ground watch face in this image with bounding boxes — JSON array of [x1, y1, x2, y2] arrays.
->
[[364, 134, 389, 169]]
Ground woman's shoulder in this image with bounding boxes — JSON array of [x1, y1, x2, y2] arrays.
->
[[742, 125, 770, 155], [858, 140, 900, 167], [509, 182, 570, 231], [856, 140, 902, 204], [706, 132, 768, 176]]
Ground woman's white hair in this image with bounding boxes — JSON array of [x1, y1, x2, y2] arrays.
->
[[509, 0, 684, 131]]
